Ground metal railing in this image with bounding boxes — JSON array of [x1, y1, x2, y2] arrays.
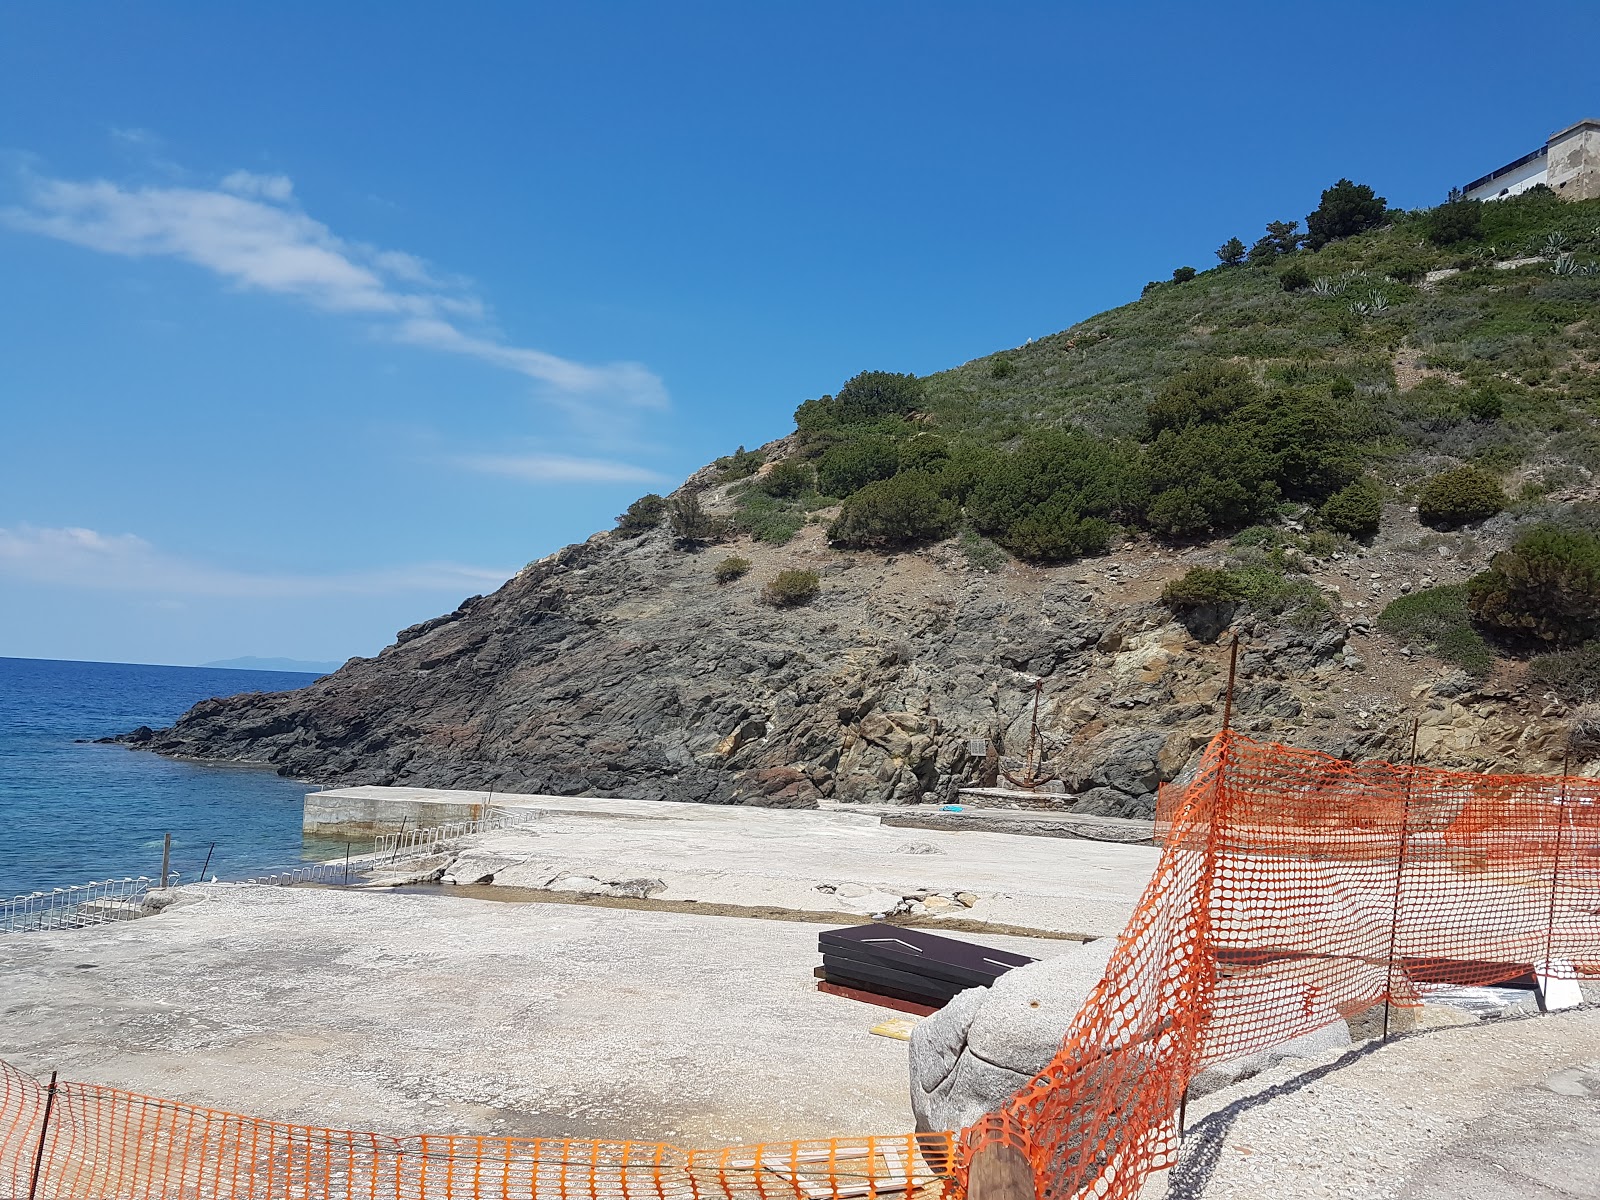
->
[[371, 808, 542, 864], [0, 874, 179, 934], [4, 807, 545, 931]]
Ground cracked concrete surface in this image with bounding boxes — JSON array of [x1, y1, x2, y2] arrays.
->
[[0, 885, 1079, 1147]]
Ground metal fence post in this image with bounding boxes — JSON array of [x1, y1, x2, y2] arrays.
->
[[27, 1070, 58, 1200]]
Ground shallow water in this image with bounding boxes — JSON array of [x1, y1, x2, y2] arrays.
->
[[0, 656, 334, 896]]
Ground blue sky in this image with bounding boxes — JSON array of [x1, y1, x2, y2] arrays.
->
[[1, 1, 1594, 666]]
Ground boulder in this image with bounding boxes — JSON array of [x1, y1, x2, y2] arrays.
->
[[910, 938, 1117, 1133]]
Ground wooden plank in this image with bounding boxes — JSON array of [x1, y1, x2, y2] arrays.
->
[[815, 981, 939, 1017]]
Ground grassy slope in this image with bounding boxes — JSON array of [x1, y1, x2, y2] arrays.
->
[[919, 192, 1600, 477]]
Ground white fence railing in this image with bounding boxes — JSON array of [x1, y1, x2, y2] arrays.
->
[[371, 809, 542, 865], [5, 808, 545, 931], [0, 874, 179, 934]]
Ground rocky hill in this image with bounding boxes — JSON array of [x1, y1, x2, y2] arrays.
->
[[126, 184, 1600, 807]]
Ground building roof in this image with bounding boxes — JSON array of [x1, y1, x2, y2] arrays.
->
[[1551, 117, 1600, 141]]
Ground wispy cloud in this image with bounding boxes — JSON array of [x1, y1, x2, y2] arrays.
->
[[0, 165, 667, 416], [0, 525, 514, 598], [454, 452, 670, 484]]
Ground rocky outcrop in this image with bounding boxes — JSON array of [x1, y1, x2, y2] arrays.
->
[[123, 470, 1596, 803]]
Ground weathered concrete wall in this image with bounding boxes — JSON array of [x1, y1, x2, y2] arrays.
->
[[303, 785, 490, 837], [1548, 118, 1600, 202]]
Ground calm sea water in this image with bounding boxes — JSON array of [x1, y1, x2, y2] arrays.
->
[[0, 656, 334, 897]]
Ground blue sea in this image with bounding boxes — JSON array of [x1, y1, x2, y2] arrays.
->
[[0, 656, 336, 898]]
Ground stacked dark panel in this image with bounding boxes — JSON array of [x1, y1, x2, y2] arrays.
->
[[817, 923, 1035, 1010]]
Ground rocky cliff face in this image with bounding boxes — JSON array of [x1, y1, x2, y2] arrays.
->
[[126, 461, 1593, 809]]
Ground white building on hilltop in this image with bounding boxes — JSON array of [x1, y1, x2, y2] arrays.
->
[[1462, 118, 1600, 203]]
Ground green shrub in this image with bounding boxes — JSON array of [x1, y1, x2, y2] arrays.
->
[[1426, 199, 1483, 247], [734, 492, 806, 544], [897, 433, 951, 474], [996, 501, 1114, 561], [1172, 266, 1197, 283], [959, 528, 1007, 572], [1279, 262, 1312, 292], [615, 493, 666, 537], [1458, 388, 1504, 423], [990, 357, 1015, 379], [816, 437, 899, 497], [713, 555, 752, 584], [1379, 585, 1494, 675], [1305, 179, 1388, 249], [1320, 477, 1383, 537], [1466, 523, 1600, 647], [713, 446, 764, 482], [758, 459, 813, 498], [668, 491, 718, 545], [1143, 424, 1280, 535], [1417, 466, 1507, 528], [761, 568, 820, 607], [1527, 642, 1600, 698], [1144, 362, 1261, 436], [835, 370, 923, 423], [828, 472, 958, 548], [1162, 564, 1328, 623], [1161, 567, 1250, 610]]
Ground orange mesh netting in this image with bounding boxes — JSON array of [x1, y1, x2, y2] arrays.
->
[[4, 732, 1599, 1200]]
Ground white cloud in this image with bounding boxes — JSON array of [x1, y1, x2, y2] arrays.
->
[[454, 452, 669, 484], [220, 169, 294, 202], [0, 525, 513, 598], [0, 166, 667, 416]]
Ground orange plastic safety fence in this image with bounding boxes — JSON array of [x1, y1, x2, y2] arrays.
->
[[0, 1062, 954, 1200], [5, 732, 1598, 1200], [959, 731, 1600, 1200]]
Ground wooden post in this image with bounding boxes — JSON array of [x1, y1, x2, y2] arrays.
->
[[1382, 719, 1421, 1044], [967, 1144, 1033, 1200], [1220, 635, 1241, 732], [27, 1071, 57, 1200], [160, 832, 172, 887]]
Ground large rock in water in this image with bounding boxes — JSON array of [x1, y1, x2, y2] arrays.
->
[[909, 938, 1117, 1134]]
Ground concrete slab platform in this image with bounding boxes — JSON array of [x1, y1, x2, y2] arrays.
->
[[0, 886, 1078, 1147], [426, 799, 1160, 937]]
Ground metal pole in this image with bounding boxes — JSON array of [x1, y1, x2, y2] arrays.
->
[[198, 842, 215, 883], [343, 842, 351, 886], [1382, 719, 1421, 1044], [1220, 635, 1241, 733], [27, 1071, 58, 1200], [160, 832, 171, 888], [1540, 747, 1573, 1002], [388, 817, 408, 866]]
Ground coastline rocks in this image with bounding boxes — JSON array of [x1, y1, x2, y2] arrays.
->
[[909, 937, 1116, 1134]]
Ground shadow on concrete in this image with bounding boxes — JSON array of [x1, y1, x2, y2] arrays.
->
[[1166, 1042, 1386, 1199]]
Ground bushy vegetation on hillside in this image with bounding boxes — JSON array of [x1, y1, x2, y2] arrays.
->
[[662, 182, 1600, 645]]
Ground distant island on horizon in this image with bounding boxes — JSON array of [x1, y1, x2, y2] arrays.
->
[[201, 656, 341, 675]]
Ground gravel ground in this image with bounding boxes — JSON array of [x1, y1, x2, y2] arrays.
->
[[1144, 1007, 1600, 1199]]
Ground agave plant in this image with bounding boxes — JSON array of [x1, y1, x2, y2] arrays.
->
[[1553, 253, 1579, 276], [1348, 300, 1371, 317], [1546, 231, 1572, 254], [1366, 291, 1390, 313], [1583, 261, 1600, 277], [1310, 277, 1339, 297]]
